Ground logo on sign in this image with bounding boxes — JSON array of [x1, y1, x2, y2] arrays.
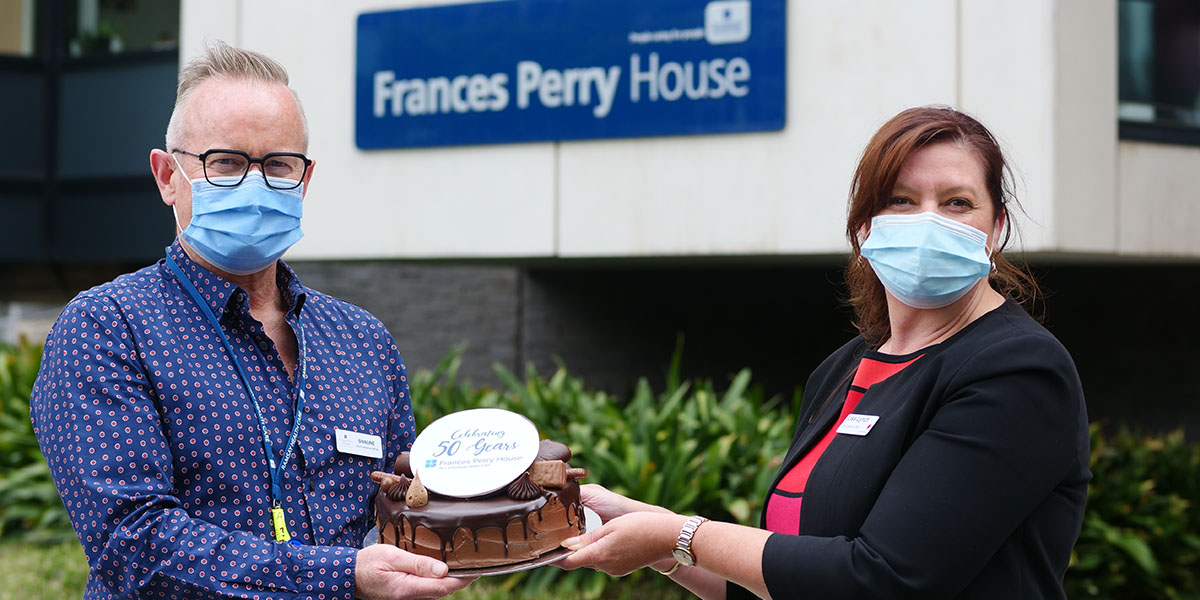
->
[[705, 0, 751, 45]]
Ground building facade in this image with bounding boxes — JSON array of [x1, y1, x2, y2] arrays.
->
[[3, 0, 1199, 435]]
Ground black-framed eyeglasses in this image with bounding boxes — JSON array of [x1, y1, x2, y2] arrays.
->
[[171, 148, 312, 190]]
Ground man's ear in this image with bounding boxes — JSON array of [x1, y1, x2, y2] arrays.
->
[[150, 149, 179, 206], [299, 158, 316, 201]]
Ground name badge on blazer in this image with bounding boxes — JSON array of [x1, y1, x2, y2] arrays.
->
[[836, 414, 879, 436]]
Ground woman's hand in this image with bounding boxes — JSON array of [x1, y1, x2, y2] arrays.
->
[[580, 483, 673, 523], [557, 511, 688, 577], [354, 544, 476, 600]]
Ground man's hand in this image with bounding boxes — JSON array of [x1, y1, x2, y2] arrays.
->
[[354, 545, 475, 600]]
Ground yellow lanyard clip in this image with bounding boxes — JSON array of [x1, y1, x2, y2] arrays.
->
[[271, 505, 292, 542]]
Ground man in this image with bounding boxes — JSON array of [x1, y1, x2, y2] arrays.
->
[[29, 41, 471, 600]]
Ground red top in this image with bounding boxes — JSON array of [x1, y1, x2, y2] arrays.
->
[[764, 353, 923, 534]]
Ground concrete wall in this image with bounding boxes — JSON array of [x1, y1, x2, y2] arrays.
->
[[291, 260, 523, 383], [1117, 141, 1200, 257], [168, 0, 1200, 440], [176, 0, 1190, 261]]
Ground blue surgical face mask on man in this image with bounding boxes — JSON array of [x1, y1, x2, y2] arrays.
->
[[172, 156, 304, 275], [859, 212, 992, 309]]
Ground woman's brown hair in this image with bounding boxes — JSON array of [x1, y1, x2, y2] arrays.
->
[[845, 106, 1038, 346]]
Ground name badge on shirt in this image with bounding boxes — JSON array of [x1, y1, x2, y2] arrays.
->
[[335, 428, 383, 458], [836, 414, 880, 436]]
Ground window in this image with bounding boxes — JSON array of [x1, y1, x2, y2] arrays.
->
[[0, 0, 179, 267], [66, 0, 179, 58], [1119, 0, 1200, 144]]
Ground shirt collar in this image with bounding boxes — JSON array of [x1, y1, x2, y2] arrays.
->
[[274, 259, 309, 316], [164, 240, 308, 319]]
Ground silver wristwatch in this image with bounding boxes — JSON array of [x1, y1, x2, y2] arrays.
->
[[670, 515, 709, 568]]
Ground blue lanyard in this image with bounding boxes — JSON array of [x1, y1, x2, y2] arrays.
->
[[165, 253, 307, 526]]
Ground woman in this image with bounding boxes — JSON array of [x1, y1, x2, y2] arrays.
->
[[557, 106, 1090, 599]]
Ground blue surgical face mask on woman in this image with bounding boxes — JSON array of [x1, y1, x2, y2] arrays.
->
[[859, 212, 992, 309], [172, 156, 304, 275]]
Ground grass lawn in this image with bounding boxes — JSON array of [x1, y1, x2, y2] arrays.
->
[[0, 540, 687, 599], [0, 541, 89, 600]]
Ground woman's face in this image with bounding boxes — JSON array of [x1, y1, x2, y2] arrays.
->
[[878, 141, 1000, 250]]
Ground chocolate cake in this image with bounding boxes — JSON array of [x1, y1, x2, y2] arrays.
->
[[372, 439, 587, 569]]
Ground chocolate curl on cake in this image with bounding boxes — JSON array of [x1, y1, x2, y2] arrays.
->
[[386, 475, 411, 502], [371, 471, 414, 502], [393, 452, 413, 477], [406, 473, 429, 507], [507, 472, 544, 500]]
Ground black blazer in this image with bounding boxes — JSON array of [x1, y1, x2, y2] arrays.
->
[[729, 300, 1090, 599]]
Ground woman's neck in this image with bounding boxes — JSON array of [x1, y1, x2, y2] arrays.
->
[[878, 282, 1005, 355]]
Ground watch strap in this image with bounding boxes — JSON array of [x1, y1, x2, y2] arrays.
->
[[673, 515, 708, 567], [652, 561, 681, 576]]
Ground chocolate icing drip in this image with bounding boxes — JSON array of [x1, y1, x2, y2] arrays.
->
[[507, 473, 543, 500], [380, 490, 552, 543], [377, 468, 586, 567], [559, 482, 583, 527], [380, 482, 584, 539]]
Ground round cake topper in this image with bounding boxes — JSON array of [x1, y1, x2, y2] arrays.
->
[[409, 408, 541, 498]]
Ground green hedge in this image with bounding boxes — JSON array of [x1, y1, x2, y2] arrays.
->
[[3, 340, 1199, 599], [406, 343, 797, 596], [1067, 425, 1200, 599], [0, 339, 72, 545]]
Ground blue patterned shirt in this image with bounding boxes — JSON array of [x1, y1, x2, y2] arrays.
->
[[30, 241, 415, 599]]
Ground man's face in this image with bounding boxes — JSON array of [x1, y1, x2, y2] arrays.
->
[[161, 78, 312, 233]]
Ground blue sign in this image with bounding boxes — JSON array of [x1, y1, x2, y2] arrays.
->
[[355, 0, 786, 149]]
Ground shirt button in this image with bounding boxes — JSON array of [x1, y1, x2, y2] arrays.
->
[[307, 480, 316, 492]]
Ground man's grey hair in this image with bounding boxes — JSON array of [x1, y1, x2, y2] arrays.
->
[[164, 40, 309, 151]]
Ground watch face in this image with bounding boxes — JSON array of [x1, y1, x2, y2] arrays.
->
[[672, 547, 696, 566]]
